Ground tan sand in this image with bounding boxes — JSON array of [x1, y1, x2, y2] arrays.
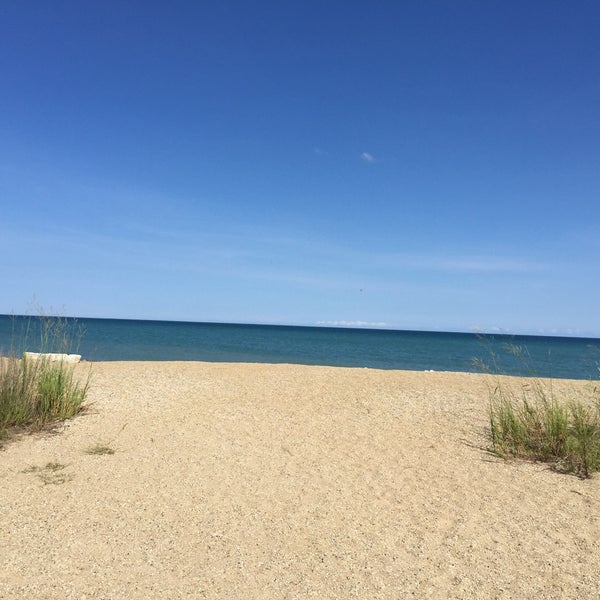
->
[[1, 362, 599, 599]]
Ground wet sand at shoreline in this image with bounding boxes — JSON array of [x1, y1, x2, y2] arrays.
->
[[1, 361, 599, 599]]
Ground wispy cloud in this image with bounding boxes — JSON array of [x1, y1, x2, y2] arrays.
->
[[316, 320, 388, 328], [346, 247, 548, 274], [413, 256, 545, 273], [361, 152, 375, 162]]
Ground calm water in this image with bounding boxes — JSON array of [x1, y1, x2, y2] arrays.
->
[[0, 315, 598, 380]]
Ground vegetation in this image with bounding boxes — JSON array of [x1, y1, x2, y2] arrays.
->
[[83, 423, 126, 456], [488, 372, 600, 479], [0, 314, 89, 441], [22, 462, 72, 485], [84, 443, 115, 455]]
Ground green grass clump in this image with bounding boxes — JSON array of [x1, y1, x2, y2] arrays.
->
[[84, 443, 115, 455], [489, 380, 600, 478], [0, 313, 90, 439], [83, 424, 126, 456], [0, 354, 89, 435]]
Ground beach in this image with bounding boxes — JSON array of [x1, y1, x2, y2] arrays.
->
[[1, 361, 599, 599]]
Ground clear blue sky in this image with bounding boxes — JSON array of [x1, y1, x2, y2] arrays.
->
[[1, 1, 599, 336]]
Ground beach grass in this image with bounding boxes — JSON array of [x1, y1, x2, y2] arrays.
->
[[0, 314, 89, 441], [84, 443, 115, 455], [476, 341, 600, 478], [488, 378, 600, 478], [0, 354, 89, 436], [83, 423, 126, 456]]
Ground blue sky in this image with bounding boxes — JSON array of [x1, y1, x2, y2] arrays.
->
[[1, 2, 599, 336]]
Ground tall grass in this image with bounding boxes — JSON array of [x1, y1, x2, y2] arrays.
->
[[0, 314, 89, 440], [3, 310, 85, 357], [488, 376, 600, 478]]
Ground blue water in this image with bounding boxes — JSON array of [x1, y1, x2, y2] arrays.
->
[[0, 315, 598, 380]]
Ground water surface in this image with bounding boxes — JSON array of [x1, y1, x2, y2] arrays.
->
[[0, 315, 598, 380]]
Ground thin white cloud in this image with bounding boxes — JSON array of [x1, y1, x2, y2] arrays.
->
[[423, 256, 544, 273], [361, 152, 375, 162], [356, 249, 548, 274], [316, 320, 388, 328]]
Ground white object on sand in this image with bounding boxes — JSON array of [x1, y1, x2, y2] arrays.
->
[[24, 352, 82, 363]]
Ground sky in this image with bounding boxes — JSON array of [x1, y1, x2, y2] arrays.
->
[[1, 1, 599, 336]]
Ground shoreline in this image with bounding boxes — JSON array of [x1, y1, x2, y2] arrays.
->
[[78, 359, 599, 385], [1, 362, 599, 598]]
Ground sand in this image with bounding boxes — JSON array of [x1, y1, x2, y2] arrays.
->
[[1, 361, 599, 599]]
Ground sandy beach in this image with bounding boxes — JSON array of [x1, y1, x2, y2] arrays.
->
[[1, 361, 599, 599]]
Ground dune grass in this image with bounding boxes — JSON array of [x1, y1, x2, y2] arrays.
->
[[0, 314, 89, 441], [475, 342, 600, 478], [0, 355, 89, 436], [489, 378, 600, 478]]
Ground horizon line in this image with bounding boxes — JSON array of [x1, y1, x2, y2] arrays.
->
[[1, 313, 598, 341]]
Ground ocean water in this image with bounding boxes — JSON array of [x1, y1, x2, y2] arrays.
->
[[0, 315, 598, 380]]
